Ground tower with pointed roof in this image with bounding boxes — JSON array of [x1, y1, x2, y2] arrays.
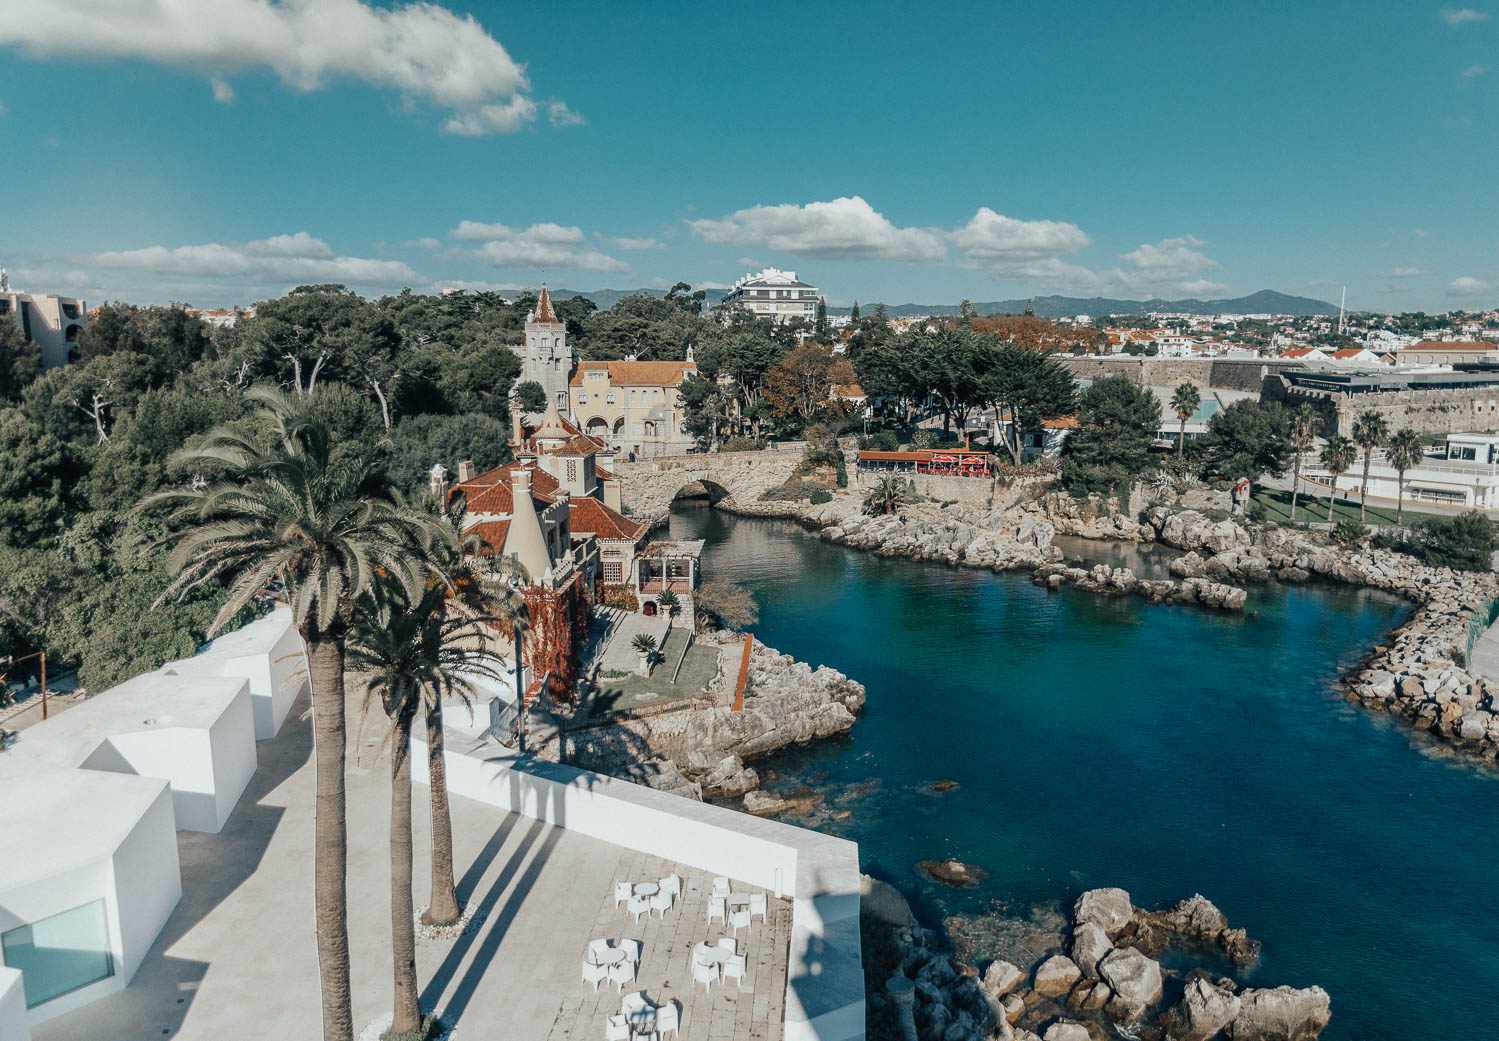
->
[[514, 284, 573, 418]]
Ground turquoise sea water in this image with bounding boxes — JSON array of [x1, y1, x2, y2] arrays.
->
[[670, 506, 1499, 1041]]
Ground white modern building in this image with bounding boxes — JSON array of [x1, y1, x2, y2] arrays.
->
[[1307, 432, 1499, 510], [0, 269, 86, 370], [722, 268, 819, 324]]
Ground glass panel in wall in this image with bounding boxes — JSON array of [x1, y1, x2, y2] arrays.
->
[[1, 900, 115, 1008]]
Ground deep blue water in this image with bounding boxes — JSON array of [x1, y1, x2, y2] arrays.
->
[[670, 505, 1499, 1041]]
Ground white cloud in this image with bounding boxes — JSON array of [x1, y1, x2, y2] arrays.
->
[[417, 237, 441, 250], [0, 0, 561, 136], [1441, 7, 1489, 23], [609, 236, 664, 251], [687, 196, 946, 262], [547, 99, 586, 127], [1448, 275, 1492, 296], [452, 220, 629, 273], [1461, 63, 1487, 77], [949, 207, 1091, 271], [1119, 235, 1218, 279], [210, 76, 234, 103], [81, 232, 424, 286], [1412, 227, 1432, 238], [735, 257, 761, 268], [1378, 266, 1431, 277]]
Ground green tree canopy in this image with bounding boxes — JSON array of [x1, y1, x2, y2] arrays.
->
[[1060, 375, 1161, 494]]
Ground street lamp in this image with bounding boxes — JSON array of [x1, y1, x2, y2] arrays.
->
[[2, 650, 47, 720]]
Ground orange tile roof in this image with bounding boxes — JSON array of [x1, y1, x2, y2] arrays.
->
[[1281, 347, 1320, 358], [1407, 340, 1497, 351], [569, 359, 697, 387], [567, 497, 645, 543], [1040, 415, 1080, 429], [452, 462, 559, 515], [833, 383, 866, 398], [552, 435, 602, 457], [531, 284, 558, 323], [465, 520, 511, 553], [1329, 348, 1367, 359]]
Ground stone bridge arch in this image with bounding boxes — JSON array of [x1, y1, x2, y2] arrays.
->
[[610, 449, 806, 527]]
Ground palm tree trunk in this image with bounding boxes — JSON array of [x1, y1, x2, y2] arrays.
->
[[1361, 452, 1372, 521], [1327, 476, 1337, 523], [305, 634, 353, 1041], [1290, 453, 1302, 523], [1177, 418, 1185, 456], [1396, 472, 1405, 527], [422, 699, 462, 926], [390, 712, 421, 1037]]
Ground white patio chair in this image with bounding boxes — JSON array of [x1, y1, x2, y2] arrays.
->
[[749, 892, 767, 921], [582, 959, 609, 991], [729, 908, 752, 936], [613, 881, 632, 907], [628, 894, 651, 922], [692, 958, 717, 993], [711, 875, 730, 896], [707, 894, 725, 923], [658, 873, 681, 900], [715, 936, 737, 956], [608, 958, 636, 993], [722, 953, 747, 988], [587, 938, 613, 962], [606, 1014, 630, 1041], [618, 938, 641, 964], [649, 890, 673, 918], [621, 991, 649, 1016], [656, 1001, 681, 1038]]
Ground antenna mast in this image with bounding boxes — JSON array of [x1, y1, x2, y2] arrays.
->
[[1337, 286, 1347, 336]]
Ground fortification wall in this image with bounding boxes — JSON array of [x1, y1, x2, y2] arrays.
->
[[1263, 376, 1499, 437], [1060, 356, 1305, 394]]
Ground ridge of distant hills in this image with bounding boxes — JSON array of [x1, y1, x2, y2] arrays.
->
[[522, 286, 1338, 318]]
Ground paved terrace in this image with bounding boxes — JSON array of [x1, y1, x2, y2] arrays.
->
[[29, 686, 800, 1041]]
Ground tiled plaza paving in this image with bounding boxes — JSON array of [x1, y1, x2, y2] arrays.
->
[[547, 851, 790, 1041]]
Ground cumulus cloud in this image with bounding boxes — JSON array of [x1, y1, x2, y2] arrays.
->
[[1448, 275, 1492, 296], [949, 207, 1092, 271], [210, 76, 234, 103], [82, 232, 424, 286], [687, 196, 947, 262], [610, 236, 665, 251], [1379, 266, 1431, 277], [452, 220, 629, 273], [547, 99, 586, 127], [1440, 7, 1489, 23], [1461, 63, 1487, 78], [0, 0, 569, 135]]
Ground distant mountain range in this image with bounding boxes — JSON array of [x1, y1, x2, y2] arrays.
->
[[527, 286, 1338, 318]]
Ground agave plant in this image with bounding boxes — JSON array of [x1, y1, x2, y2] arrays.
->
[[863, 475, 912, 516]]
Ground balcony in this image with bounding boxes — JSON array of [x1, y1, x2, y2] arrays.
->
[[639, 577, 692, 594]]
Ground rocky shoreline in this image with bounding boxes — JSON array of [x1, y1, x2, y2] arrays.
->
[[865, 880, 1330, 1041]]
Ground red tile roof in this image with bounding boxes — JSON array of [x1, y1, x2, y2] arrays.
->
[[569, 359, 697, 387], [452, 462, 559, 515], [552, 435, 602, 458], [1408, 340, 1497, 352], [568, 497, 645, 542], [465, 520, 511, 553], [531, 284, 558, 324]]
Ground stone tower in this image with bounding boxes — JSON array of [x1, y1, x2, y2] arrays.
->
[[515, 285, 573, 417]]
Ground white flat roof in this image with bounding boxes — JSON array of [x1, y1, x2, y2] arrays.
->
[[0, 766, 168, 891], [191, 606, 295, 658]]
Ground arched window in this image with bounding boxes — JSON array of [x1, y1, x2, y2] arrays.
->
[[64, 324, 82, 342]]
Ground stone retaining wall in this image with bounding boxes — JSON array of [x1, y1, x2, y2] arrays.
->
[[1059, 356, 1305, 393]]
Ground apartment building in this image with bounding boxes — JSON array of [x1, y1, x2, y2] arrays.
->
[[721, 267, 818, 324]]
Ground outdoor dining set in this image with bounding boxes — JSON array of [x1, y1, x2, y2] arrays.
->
[[582, 872, 770, 1039]]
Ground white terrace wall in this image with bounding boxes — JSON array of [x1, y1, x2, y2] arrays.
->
[[0, 967, 25, 1039], [411, 743, 865, 1041]]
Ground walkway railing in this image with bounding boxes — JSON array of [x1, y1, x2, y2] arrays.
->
[[1464, 597, 1499, 668], [732, 633, 754, 713]]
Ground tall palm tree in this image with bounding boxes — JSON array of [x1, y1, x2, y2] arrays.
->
[[1386, 428, 1425, 528], [1287, 404, 1321, 523], [348, 577, 501, 1039], [1171, 383, 1201, 456], [1321, 434, 1357, 524], [1351, 410, 1389, 522], [414, 498, 529, 927], [144, 387, 443, 1041]]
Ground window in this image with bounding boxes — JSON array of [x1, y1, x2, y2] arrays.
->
[[577, 393, 587, 405], [603, 560, 623, 584], [64, 324, 81, 342], [2, 900, 114, 1008], [606, 393, 615, 405], [62, 302, 79, 319], [566, 460, 578, 483], [630, 390, 637, 402], [590, 371, 604, 381]]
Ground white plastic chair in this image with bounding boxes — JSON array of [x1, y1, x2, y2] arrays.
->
[[658, 873, 681, 900], [656, 1001, 681, 1038], [606, 1014, 630, 1041], [609, 958, 636, 993], [628, 894, 651, 922], [715, 936, 737, 956], [613, 881, 632, 907], [711, 875, 730, 896], [588, 938, 613, 962], [621, 991, 649, 1016], [749, 892, 767, 921], [582, 959, 609, 991], [649, 890, 673, 918], [729, 908, 751, 936], [692, 958, 717, 992], [722, 953, 747, 988], [707, 894, 725, 923], [618, 938, 641, 964]]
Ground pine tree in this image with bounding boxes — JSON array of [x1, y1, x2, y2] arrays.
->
[[850, 301, 861, 321], [815, 296, 829, 338]]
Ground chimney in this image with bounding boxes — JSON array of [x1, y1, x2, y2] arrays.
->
[[511, 406, 523, 447], [457, 459, 476, 483], [427, 463, 449, 497], [501, 468, 552, 582]]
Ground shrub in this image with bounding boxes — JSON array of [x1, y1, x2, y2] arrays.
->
[[598, 585, 639, 612], [810, 490, 833, 504], [1202, 507, 1231, 523], [1372, 530, 1406, 553], [720, 436, 768, 452], [1412, 512, 1497, 572], [835, 453, 848, 488], [1333, 518, 1368, 544], [859, 431, 899, 452], [1246, 501, 1268, 525]]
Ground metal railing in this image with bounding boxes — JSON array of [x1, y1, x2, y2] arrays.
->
[[1464, 597, 1499, 668]]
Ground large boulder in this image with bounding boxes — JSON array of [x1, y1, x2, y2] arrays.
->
[[1227, 985, 1331, 1040], [983, 959, 1024, 998], [1033, 955, 1082, 998], [1074, 887, 1133, 938], [1098, 947, 1163, 1020], [859, 874, 913, 930], [1041, 1022, 1090, 1041], [1070, 922, 1112, 979], [1164, 978, 1242, 1041]]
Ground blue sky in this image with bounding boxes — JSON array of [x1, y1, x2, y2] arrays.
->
[[0, 0, 1495, 312]]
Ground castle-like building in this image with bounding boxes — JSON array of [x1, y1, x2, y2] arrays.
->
[[513, 285, 573, 415]]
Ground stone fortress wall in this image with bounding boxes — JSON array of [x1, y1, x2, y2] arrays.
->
[[1059, 356, 1307, 393], [1262, 375, 1499, 437]]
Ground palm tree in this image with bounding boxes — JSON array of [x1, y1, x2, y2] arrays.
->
[[414, 499, 529, 927], [348, 577, 501, 1039], [1351, 410, 1389, 522], [1320, 434, 1357, 524], [631, 632, 658, 675], [1171, 383, 1201, 457], [1287, 404, 1321, 523], [863, 474, 912, 516], [1386, 428, 1425, 528], [144, 387, 443, 1041], [655, 589, 682, 628]]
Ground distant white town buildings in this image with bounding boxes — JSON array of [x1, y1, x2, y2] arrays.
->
[[0, 268, 86, 369], [722, 268, 819, 324]]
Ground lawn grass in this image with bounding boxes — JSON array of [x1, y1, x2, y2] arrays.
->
[[591, 626, 722, 714], [1253, 486, 1403, 526]]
